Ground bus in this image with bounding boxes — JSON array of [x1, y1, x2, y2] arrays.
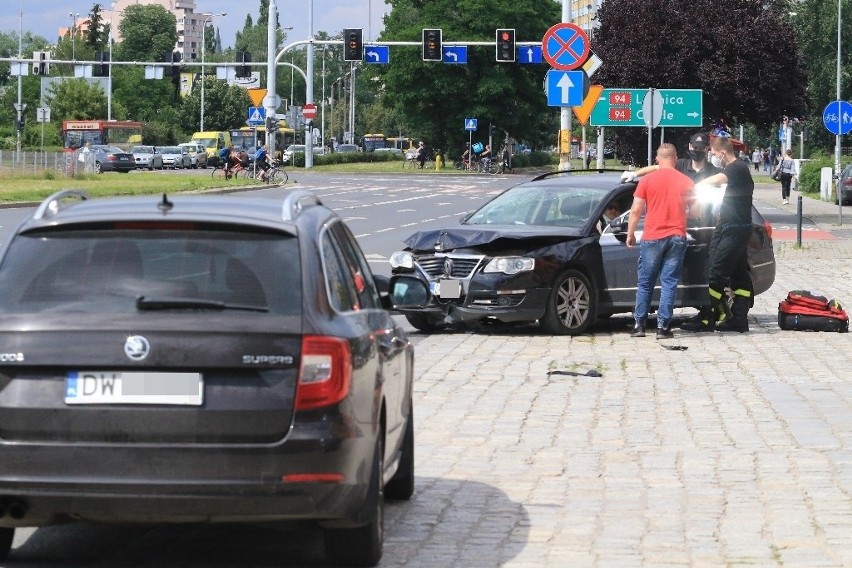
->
[[361, 133, 387, 152], [230, 126, 296, 160], [61, 120, 143, 151], [387, 136, 414, 152]]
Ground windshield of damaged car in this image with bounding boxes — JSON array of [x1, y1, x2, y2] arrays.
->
[[0, 229, 301, 315], [464, 184, 612, 228]]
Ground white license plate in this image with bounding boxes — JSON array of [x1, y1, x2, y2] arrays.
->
[[430, 279, 462, 299], [65, 371, 203, 405]]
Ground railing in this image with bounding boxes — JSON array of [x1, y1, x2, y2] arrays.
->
[[0, 150, 95, 176]]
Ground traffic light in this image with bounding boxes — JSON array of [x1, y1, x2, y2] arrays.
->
[[171, 51, 181, 77], [490, 124, 497, 137], [422, 28, 442, 61], [495, 29, 515, 62], [93, 51, 109, 77], [32, 51, 49, 75], [343, 28, 363, 62], [16, 116, 24, 131], [236, 51, 252, 78], [265, 115, 279, 133]]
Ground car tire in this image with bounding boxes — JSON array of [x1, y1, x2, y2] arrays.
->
[[541, 268, 596, 335], [324, 438, 383, 567], [384, 405, 414, 500], [404, 314, 439, 332], [0, 527, 13, 560], [94, 161, 102, 174]]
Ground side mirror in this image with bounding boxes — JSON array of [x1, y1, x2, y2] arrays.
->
[[389, 275, 430, 309], [609, 217, 627, 234]]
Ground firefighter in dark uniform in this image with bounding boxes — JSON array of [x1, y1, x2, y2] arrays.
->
[[680, 136, 753, 332]]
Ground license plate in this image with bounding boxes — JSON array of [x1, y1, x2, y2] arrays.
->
[[431, 279, 462, 299], [65, 371, 203, 405]]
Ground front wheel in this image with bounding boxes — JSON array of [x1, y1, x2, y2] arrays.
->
[[404, 314, 440, 332], [540, 268, 596, 335], [0, 527, 13, 560], [268, 168, 288, 185]]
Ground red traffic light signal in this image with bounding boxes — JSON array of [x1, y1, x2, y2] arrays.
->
[[495, 29, 515, 62], [422, 28, 442, 61], [344, 28, 363, 62]]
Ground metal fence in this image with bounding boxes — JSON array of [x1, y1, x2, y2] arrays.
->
[[0, 150, 96, 177]]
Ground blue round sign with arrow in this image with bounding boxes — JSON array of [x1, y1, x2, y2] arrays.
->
[[823, 100, 852, 135]]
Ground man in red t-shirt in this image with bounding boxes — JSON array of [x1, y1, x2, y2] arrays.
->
[[626, 143, 696, 339]]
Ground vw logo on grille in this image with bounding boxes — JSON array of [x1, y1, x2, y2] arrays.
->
[[443, 258, 454, 276], [124, 335, 151, 361]]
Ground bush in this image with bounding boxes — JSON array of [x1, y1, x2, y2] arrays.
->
[[798, 151, 839, 195]]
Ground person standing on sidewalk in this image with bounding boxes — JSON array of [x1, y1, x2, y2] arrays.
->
[[774, 148, 796, 204], [626, 143, 696, 339], [681, 136, 754, 333]]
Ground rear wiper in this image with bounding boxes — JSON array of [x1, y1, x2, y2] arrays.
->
[[136, 296, 269, 313]]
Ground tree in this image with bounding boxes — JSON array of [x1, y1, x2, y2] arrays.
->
[[85, 3, 108, 52], [793, 0, 852, 150], [177, 78, 251, 133], [46, 79, 107, 120], [372, 0, 561, 157], [593, 0, 808, 164], [115, 4, 178, 63]]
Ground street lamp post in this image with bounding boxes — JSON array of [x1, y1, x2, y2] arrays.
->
[[16, 0, 23, 160], [200, 12, 226, 132], [107, 3, 117, 121], [70, 12, 79, 61]]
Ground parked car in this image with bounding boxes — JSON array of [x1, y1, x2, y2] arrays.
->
[[389, 171, 776, 335], [88, 145, 136, 173], [282, 145, 326, 164], [337, 144, 360, 153], [130, 145, 163, 170], [0, 189, 415, 566], [157, 145, 192, 169], [178, 142, 208, 169]]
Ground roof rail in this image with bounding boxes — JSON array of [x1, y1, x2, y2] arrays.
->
[[33, 189, 89, 220], [280, 189, 323, 221]]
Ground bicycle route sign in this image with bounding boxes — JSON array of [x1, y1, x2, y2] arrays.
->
[[822, 100, 852, 135], [541, 23, 589, 71]]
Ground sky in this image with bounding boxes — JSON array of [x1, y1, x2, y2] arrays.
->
[[2, 0, 390, 49]]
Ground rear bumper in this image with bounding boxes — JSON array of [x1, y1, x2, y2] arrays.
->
[[0, 422, 374, 527]]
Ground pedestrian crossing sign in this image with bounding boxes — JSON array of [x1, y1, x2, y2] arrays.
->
[[248, 106, 266, 126], [464, 118, 477, 131]]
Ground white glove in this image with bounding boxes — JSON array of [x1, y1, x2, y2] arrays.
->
[[620, 171, 637, 183]]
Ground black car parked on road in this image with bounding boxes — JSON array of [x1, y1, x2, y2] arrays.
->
[[89, 144, 136, 173], [0, 189, 414, 567], [389, 171, 776, 335]]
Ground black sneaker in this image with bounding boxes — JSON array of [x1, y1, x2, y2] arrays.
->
[[656, 328, 674, 339], [630, 324, 646, 338], [715, 318, 749, 332], [680, 315, 714, 332]]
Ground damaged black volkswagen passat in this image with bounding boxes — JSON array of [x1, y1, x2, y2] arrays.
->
[[389, 171, 775, 335], [0, 189, 414, 567]]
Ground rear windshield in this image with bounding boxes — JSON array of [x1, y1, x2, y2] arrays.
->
[[0, 229, 301, 315]]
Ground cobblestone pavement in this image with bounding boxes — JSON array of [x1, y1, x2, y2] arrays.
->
[[380, 186, 852, 567]]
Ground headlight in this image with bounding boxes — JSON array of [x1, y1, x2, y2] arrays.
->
[[389, 251, 414, 269], [484, 257, 535, 275]]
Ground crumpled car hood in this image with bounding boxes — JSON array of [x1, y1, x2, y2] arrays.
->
[[403, 224, 584, 252]]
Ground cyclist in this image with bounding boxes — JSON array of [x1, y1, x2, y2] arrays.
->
[[254, 144, 272, 181], [461, 143, 475, 170], [416, 141, 428, 169], [219, 143, 236, 178], [479, 144, 493, 170]]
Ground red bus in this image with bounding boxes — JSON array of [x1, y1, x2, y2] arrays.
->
[[61, 120, 144, 151]]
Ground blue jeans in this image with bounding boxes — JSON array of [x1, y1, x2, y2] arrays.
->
[[634, 235, 688, 329]]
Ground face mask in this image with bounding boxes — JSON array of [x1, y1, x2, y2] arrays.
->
[[710, 154, 724, 168], [688, 149, 706, 162]]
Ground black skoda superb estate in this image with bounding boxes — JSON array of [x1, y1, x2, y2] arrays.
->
[[0, 189, 414, 567]]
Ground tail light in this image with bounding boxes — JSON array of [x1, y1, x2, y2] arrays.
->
[[296, 336, 352, 410], [764, 220, 773, 240]]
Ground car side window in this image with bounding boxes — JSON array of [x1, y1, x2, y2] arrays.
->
[[330, 223, 380, 310], [320, 226, 359, 312]]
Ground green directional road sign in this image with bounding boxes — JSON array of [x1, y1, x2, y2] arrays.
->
[[590, 88, 702, 127]]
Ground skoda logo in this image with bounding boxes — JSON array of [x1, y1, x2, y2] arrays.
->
[[443, 258, 454, 277], [124, 335, 151, 361]]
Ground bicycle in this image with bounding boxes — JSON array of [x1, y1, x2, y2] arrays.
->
[[404, 154, 434, 170], [211, 162, 248, 180], [255, 160, 288, 185], [478, 157, 498, 175]]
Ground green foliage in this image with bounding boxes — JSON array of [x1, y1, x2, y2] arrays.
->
[[594, 0, 809, 166], [797, 151, 837, 195], [373, 0, 560, 155], [85, 4, 108, 51], [116, 4, 178, 63], [177, 78, 251, 132], [46, 79, 108, 120]]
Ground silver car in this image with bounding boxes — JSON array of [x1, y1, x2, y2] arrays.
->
[[157, 146, 192, 169], [178, 142, 208, 169], [130, 145, 163, 170]]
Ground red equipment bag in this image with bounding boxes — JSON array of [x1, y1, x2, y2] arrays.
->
[[778, 290, 849, 332]]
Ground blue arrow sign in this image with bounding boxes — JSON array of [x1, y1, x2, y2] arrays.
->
[[546, 70, 586, 107], [822, 101, 852, 135], [464, 118, 477, 131], [443, 46, 467, 64], [247, 106, 266, 126], [518, 46, 542, 64], [364, 45, 389, 64]]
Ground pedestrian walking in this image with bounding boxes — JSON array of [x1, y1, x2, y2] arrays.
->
[[751, 147, 761, 171], [626, 143, 696, 339], [773, 148, 796, 204], [681, 136, 755, 333]]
